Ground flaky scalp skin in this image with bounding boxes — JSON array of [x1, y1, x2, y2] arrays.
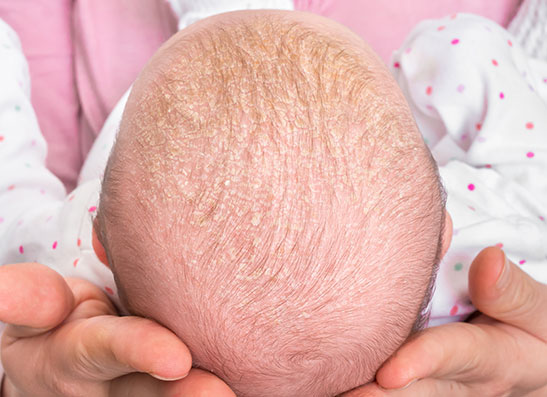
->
[[97, 10, 445, 397]]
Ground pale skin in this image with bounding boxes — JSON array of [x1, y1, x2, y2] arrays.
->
[[2, 9, 546, 396]]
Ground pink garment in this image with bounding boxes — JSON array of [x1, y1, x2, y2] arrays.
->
[[294, 0, 522, 62], [0, 0, 80, 190], [1, 0, 521, 189], [73, 0, 177, 165]]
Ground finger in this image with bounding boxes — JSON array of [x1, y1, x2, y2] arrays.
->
[[0, 263, 74, 338], [374, 322, 513, 389], [2, 316, 191, 395], [63, 277, 118, 320], [469, 247, 547, 341], [341, 382, 388, 396], [61, 315, 192, 381], [380, 378, 468, 397], [341, 379, 467, 397], [173, 369, 236, 397], [109, 368, 236, 397]]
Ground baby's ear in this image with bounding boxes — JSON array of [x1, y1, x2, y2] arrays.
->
[[440, 210, 453, 259], [92, 220, 110, 267]]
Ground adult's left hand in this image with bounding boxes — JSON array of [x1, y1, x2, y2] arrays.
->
[[344, 247, 547, 396]]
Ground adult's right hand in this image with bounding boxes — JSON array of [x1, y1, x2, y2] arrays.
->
[[0, 262, 235, 397], [345, 247, 547, 396]]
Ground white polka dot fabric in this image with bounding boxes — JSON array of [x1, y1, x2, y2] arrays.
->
[[391, 13, 547, 326], [0, 19, 120, 362]]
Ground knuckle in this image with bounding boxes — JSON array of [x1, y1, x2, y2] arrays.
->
[[41, 360, 81, 397], [498, 273, 540, 319], [71, 322, 104, 378], [476, 364, 515, 397]]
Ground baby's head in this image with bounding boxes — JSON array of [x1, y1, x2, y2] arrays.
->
[[94, 10, 449, 396]]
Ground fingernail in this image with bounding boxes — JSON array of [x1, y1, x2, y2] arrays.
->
[[150, 372, 189, 381], [395, 378, 418, 390], [496, 251, 511, 289], [379, 378, 418, 392]]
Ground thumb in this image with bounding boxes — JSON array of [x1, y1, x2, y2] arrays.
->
[[469, 246, 547, 341], [109, 369, 237, 397], [0, 263, 74, 338]]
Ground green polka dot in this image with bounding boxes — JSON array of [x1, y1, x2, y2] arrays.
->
[[14, 105, 21, 112], [454, 262, 463, 271], [25, 163, 31, 168]]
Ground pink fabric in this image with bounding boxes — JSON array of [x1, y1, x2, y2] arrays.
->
[[73, 0, 177, 158], [295, 0, 522, 63], [0, 0, 80, 190]]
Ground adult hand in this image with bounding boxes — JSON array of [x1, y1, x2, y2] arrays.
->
[[0, 262, 235, 397], [344, 247, 547, 396]]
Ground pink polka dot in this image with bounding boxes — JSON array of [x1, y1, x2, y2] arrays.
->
[[467, 183, 475, 191], [526, 152, 535, 158], [519, 260, 526, 265], [526, 122, 534, 129], [437, 26, 446, 31], [52, 241, 57, 250], [88, 206, 97, 213], [0, 136, 4, 142], [499, 92, 505, 99], [7, 185, 15, 191], [425, 104, 434, 110], [0, 217, 3, 223], [492, 59, 498, 66], [405, 47, 412, 54], [468, 205, 476, 211], [73, 258, 79, 267], [477, 136, 486, 143], [393, 61, 400, 68], [68, 194, 75, 201], [495, 242, 503, 248], [475, 123, 482, 131], [539, 215, 545, 222], [77, 238, 82, 247], [426, 86, 433, 96], [457, 84, 465, 93], [508, 39, 513, 47], [105, 287, 114, 295], [450, 305, 459, 316], [40, 189, 45, 195], [19, 245, 24, 254], [451, 38, 460, 45], [450, 13, 457, 19], [485, 164, 492, 168]]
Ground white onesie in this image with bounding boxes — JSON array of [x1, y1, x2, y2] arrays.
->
[[0, 11, 546, 376], [391, 13, 547, 325]]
